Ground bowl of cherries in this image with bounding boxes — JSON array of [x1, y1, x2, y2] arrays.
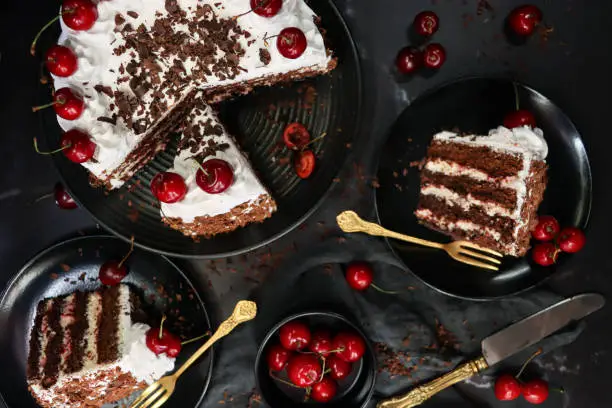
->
[[255, 311, 377, 407]]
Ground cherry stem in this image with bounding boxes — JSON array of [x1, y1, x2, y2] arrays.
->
[[234, 0, 274, 20], [33, 192, 54, 204], [318, 357, 326, 382], [31, 13, 65, 56], [298, 347, 345, 355], [190, 158, 209, 177], [513, 82, 520, 111], [371, 283, 400, 295], [33, 137, 70, 155], [180, 331, 211, 346], [268, 370, 305, 390], [301, 132, 327, 150], [32, 101, 58, 113], [118, 236, 134, 268], [159, 315, 167, 340], [516, 348, 542, 380]]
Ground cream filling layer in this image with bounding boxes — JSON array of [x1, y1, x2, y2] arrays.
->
[[415, 209, 503, 242], [421, 185, 513, 218]]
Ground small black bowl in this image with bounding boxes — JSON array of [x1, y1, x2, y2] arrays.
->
[[255, 311, 376, 408]]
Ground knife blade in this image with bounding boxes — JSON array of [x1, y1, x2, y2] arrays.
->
[[481, 293, 605, 366]]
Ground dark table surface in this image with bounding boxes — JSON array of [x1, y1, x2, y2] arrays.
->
[[1, 0, 611, 407]]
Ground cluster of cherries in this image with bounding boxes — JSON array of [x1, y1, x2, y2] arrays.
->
[[266, 320, 366, 402], [395, 11, 446, 75], [494, 350, 555, 404], [282, 122, 321, 179], [531, 216, 586, 267]]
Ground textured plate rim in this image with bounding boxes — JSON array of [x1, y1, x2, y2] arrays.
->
[[0, 234, 214, 408], [373, 75, 593, 301], [41, 0, 364, 260]]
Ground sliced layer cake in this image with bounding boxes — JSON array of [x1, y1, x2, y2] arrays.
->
[[27, 284, 174, 408], [415, 126, 548, 257]]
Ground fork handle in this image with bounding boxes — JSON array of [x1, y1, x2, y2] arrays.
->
[[355, 219, 444, 250]]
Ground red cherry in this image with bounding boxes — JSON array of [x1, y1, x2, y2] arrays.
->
[[286, 354, 322, 388], [345, 261, 373, 291], [99, 260, 128, 286], [54, 183, 77, 210], [413, 11, 440, 37], [294, 149, 316, 179], [328, 355, 352, 380], [557, 227, 586, 253], [279, 321, 311, 351], [331, 332, 366, 363], [61, 129, 96, 163], [395, 47, 423, 74], [45, 46, 78, 77], [532, 216, 560, 241], [276, 27, 307, 59], [423, 43, 446, 69], [309, 330, 333, 357], [494, 374, 522, 401], [33, 87, 84, 120], [145, 327, 181, 357], [62, 0, 99, 31], [522, 379, 549, 404], [165, 334, 182, 358], [250, 0, 282, 17], [504, 109, 537, 129], [150, 172, 187, 204], [532, 242, 559, 266], [195, 159, 234, 194], [266, 344, 292, 372], [508, 5, 543, 36], [283, 122, 311, 150], [311, 377, 338, 403]]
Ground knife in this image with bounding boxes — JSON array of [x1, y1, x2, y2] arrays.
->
[[377, 293, 605, 408]]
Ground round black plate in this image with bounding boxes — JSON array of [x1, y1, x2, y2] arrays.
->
[[375, 77, 592, 300], [0, 236, 213, 408], [37, 0, 362, 258], [255, 311, 376, 408]]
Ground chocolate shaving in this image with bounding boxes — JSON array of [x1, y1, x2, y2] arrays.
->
[[97, 115, 118, 125], [127, 11, 139, 19], [259, 48, 271, 65], [94, 85, 114, 98]]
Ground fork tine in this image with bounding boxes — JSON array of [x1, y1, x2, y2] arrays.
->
[[458, 250, 502, 265], [452, 253, 499, 271], [134, 387, 166, 408], [148, 393, 171, 408], [130, 383, 161, 408], [458, 242, 503, 257]]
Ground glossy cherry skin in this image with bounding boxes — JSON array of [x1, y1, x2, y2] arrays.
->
[[165, 335, 182, 358], [508, 5, 543, 36], [195, 159, 234, 194], [345, 261, 373, 291], [150, 172, 187, 203], [45, 45, 78, 77], [277, 27, 307, 59], [279, 320, 311, 351], [423, 43, 446, 69], [413, 11, 439, 36], [53, 88, 84, 120], [98, 260, 127, 286], [266, 344, 291, 372], [522, 379, 549, 404], [145, 327, 182, 357], [557, 227, 586, 253], [494, 374, 521, 401], [309, 330, 333, 357], [532, 242, 559, 266], [286, 354, 322, 388], [332, 332, 366, 363], [532, 216, 560, 241], [60, 129, 96, 163], [294, 149, 316, 179], [62, 0, 98, 31], [311, 377, 338, 403], [504, 110, 537, 128], [328, 355, 352, 380], [395, 47, 423, 74], [283, 122, 311, 150], [250, 0, 282, 17], [54, 183, 77, 209]]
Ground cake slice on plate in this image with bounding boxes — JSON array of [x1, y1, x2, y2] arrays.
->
[[27, 284, 174, 408], [415, 126, 548, 257]]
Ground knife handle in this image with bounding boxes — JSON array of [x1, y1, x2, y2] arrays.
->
[[376, 356, 489, 408]]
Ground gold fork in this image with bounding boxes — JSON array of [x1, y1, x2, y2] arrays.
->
[[336, 211, 503, 271], [130, 300, 257, 408]]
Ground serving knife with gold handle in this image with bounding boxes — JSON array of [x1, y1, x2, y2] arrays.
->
[[377, 294, 605, 408]]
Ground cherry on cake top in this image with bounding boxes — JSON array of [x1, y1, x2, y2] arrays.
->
[[32, 87, 84, 121], [151, 172, 188, 204], [250, 0, 283, 17], [277, 27, 308, 59], [44, 45, 78, 77], [195, 159, 235, 194]]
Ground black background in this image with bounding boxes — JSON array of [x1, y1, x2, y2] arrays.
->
[[0, 0, 611, 407]]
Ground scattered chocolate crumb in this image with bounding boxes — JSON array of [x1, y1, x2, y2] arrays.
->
[[60, 263, 71, 272], [127, 11, 139, 19]]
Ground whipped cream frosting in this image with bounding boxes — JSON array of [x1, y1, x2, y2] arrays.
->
[[52, 0, 331, 188], [160, 104, 275, 223]]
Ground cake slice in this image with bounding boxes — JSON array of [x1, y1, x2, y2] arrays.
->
[[51, 0, 336, 189], [160, 97, 277, 237], [415, 126, 548, 257], [27, 284, 174, 408]]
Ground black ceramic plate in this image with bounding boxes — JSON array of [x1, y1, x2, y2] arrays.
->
[[375, 77, 592, 300], [0, 235, 213, 408], [36, 0, 362, 258]]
